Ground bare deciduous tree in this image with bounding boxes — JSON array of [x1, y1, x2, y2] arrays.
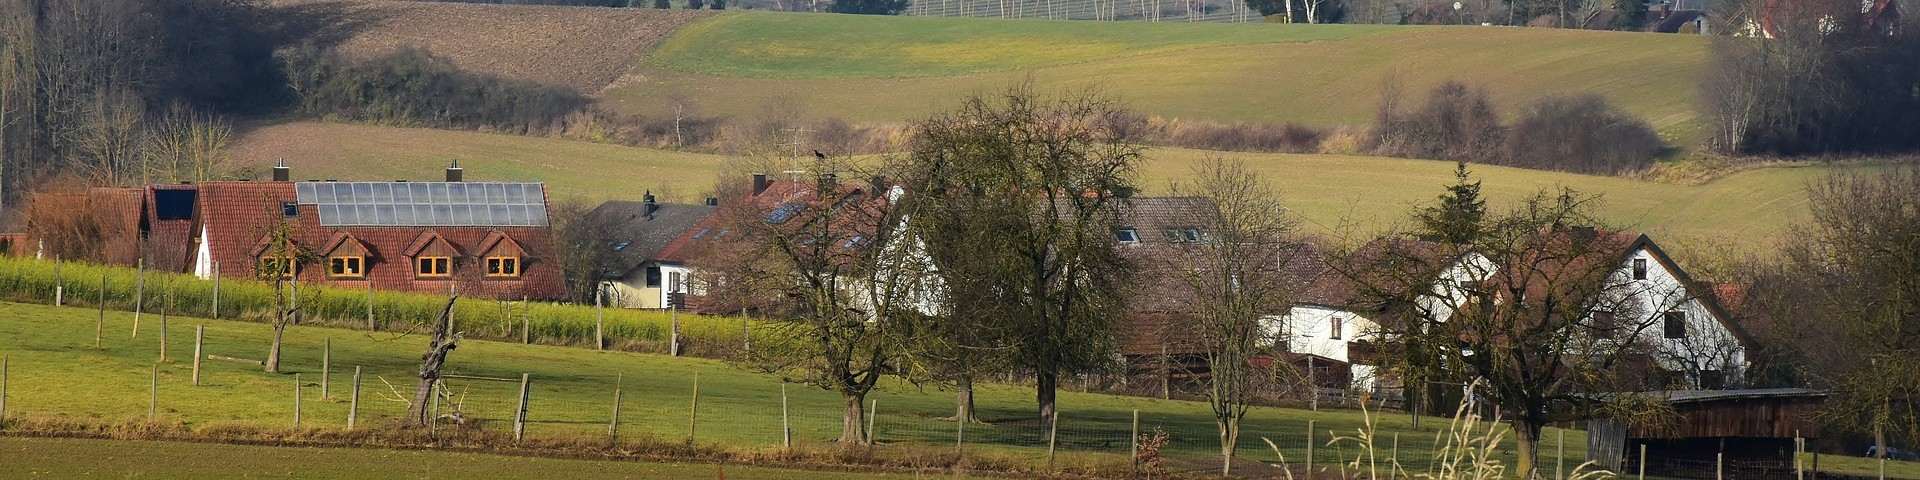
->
[[698, 155, 935, 445], [1162, 157, 1303, 476], [1747, 168, 1920, 458], [901, 83, 1139, 425]]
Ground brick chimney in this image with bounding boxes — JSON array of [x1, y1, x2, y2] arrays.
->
[[445, 159, 464, 182], [643, 191, 658, 217], [752, 173, 769, 195], [271, 159, 290, 182]]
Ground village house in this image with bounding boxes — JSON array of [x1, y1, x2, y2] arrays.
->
[[53, 160, 566, 300], [1270, 229, 1755, 396], [586, 192, 716, 309]]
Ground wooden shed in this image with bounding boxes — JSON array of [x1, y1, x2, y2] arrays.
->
[[1587, 389, 1827, 479]]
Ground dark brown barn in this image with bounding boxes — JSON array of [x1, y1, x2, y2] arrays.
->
[[1587, 389, 1828, 479]]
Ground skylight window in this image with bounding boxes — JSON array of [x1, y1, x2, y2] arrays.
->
[[766, 203, 804, 224], [610, 241, 632, 252], [1114, 228, 1140, 244]]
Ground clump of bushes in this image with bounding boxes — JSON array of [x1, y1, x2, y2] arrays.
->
[[277, 46, 591, 135], [1505, 94, 1666, 175], [1369, 80, 1666, 175], [1368, 81, 1505, 163]]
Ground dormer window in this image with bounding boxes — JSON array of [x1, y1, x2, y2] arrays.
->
[[1115, 228, 1140, 244], [417, 256, 451, 278], [486, 256, 520, 278], [328, 256, 365, 278]]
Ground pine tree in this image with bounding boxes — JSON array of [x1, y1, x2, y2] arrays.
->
[[1415, 161, 1486, 245]]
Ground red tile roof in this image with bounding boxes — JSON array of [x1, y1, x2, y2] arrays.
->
[[193, 181, 565, 300]]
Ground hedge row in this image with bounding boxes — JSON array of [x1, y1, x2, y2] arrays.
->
[[0, 256, 761, 357]]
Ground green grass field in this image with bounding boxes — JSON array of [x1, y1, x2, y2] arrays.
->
[[612, 13, 1706, 140], [234, 121, 1875, 254], [4, 300, 1916, 478], [0, 436, 955, 479], [0, 300, 1574, 474]]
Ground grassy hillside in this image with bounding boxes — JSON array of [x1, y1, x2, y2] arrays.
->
[[1, 437, 955, 479], [276, 2, 1707, 138], [625, 14, 1707, 139], [234, 122, 1865, 252]]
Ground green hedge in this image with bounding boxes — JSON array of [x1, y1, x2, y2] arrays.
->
[[0, 256, 763, 357]]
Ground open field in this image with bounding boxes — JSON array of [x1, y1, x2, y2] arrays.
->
[[619, 14, 1707, 140], [235, 121, 1879, 253], [0, 300, 1576, 474], [0, 436, 956, 480], [273, 2, 1707, 138]]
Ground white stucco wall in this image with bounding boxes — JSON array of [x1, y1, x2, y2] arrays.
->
[[1603, 247, 1747, 387]]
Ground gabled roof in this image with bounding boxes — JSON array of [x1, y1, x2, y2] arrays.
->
[[1110, 196, 1216, 246], [1624, 233, 1761, 350], [585, 200, 715, 273]]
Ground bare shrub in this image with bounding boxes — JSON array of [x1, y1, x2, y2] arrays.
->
[[1316, 125, 1368, 155], [1158, 119, 1326, 153], [1504, 94, 1666, 175], [1368, 81, 1504, 163]]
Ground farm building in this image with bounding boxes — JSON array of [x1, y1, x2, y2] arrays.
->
[[1586, 388, 1828, 478], [25, 160, 567, 300]]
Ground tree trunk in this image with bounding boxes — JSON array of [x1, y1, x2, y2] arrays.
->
[[1037, 369, 1058, 424], [955, 374, 977, 423], [839, 392, 868, 445], [1873, 420, 1887, 459], [407, 298, 460, 426], [1513, 418, 1543, 480], [265, 323, 284, 373], [265, 277, 285, 373], [1219, 417, 1241, 476]]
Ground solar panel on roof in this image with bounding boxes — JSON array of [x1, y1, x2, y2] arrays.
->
[[296, 182, 548, 227]]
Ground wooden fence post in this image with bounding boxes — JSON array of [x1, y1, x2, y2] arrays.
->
[[593, 288, 604, 351], [608, 374, 622, 446], [520, 295, 529, 344], [687, 373, 699, 445], [1130, 409, 1140, 474], [1557, 428, 1565, 480], [429, 381, 439, 436], [159, 279, 170, 362], [348, 366, 361, 429], [1393, 432, 1401, 476], [148, 363, 158, 420], [1, 355, 8, 426], [365, 282, 374, 331], [53, 257, 62, 306], [96, 273, 106, 349], [1046, 411, 1059, 471], [192, 326, 203, 386], [212, 262, 220, 320], [670, 306, 681, 357], [293, 373, 303, 428], [1307, 419, 1316, 480], [781, 382, 791, 450], [132, 258, 144, 339], [1796, 432, 1805, 480], [321, 338, 331, 399], [868, 398, 878, 446], [1639, 443, 1648, 480], [514, 373, 530, 442]]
